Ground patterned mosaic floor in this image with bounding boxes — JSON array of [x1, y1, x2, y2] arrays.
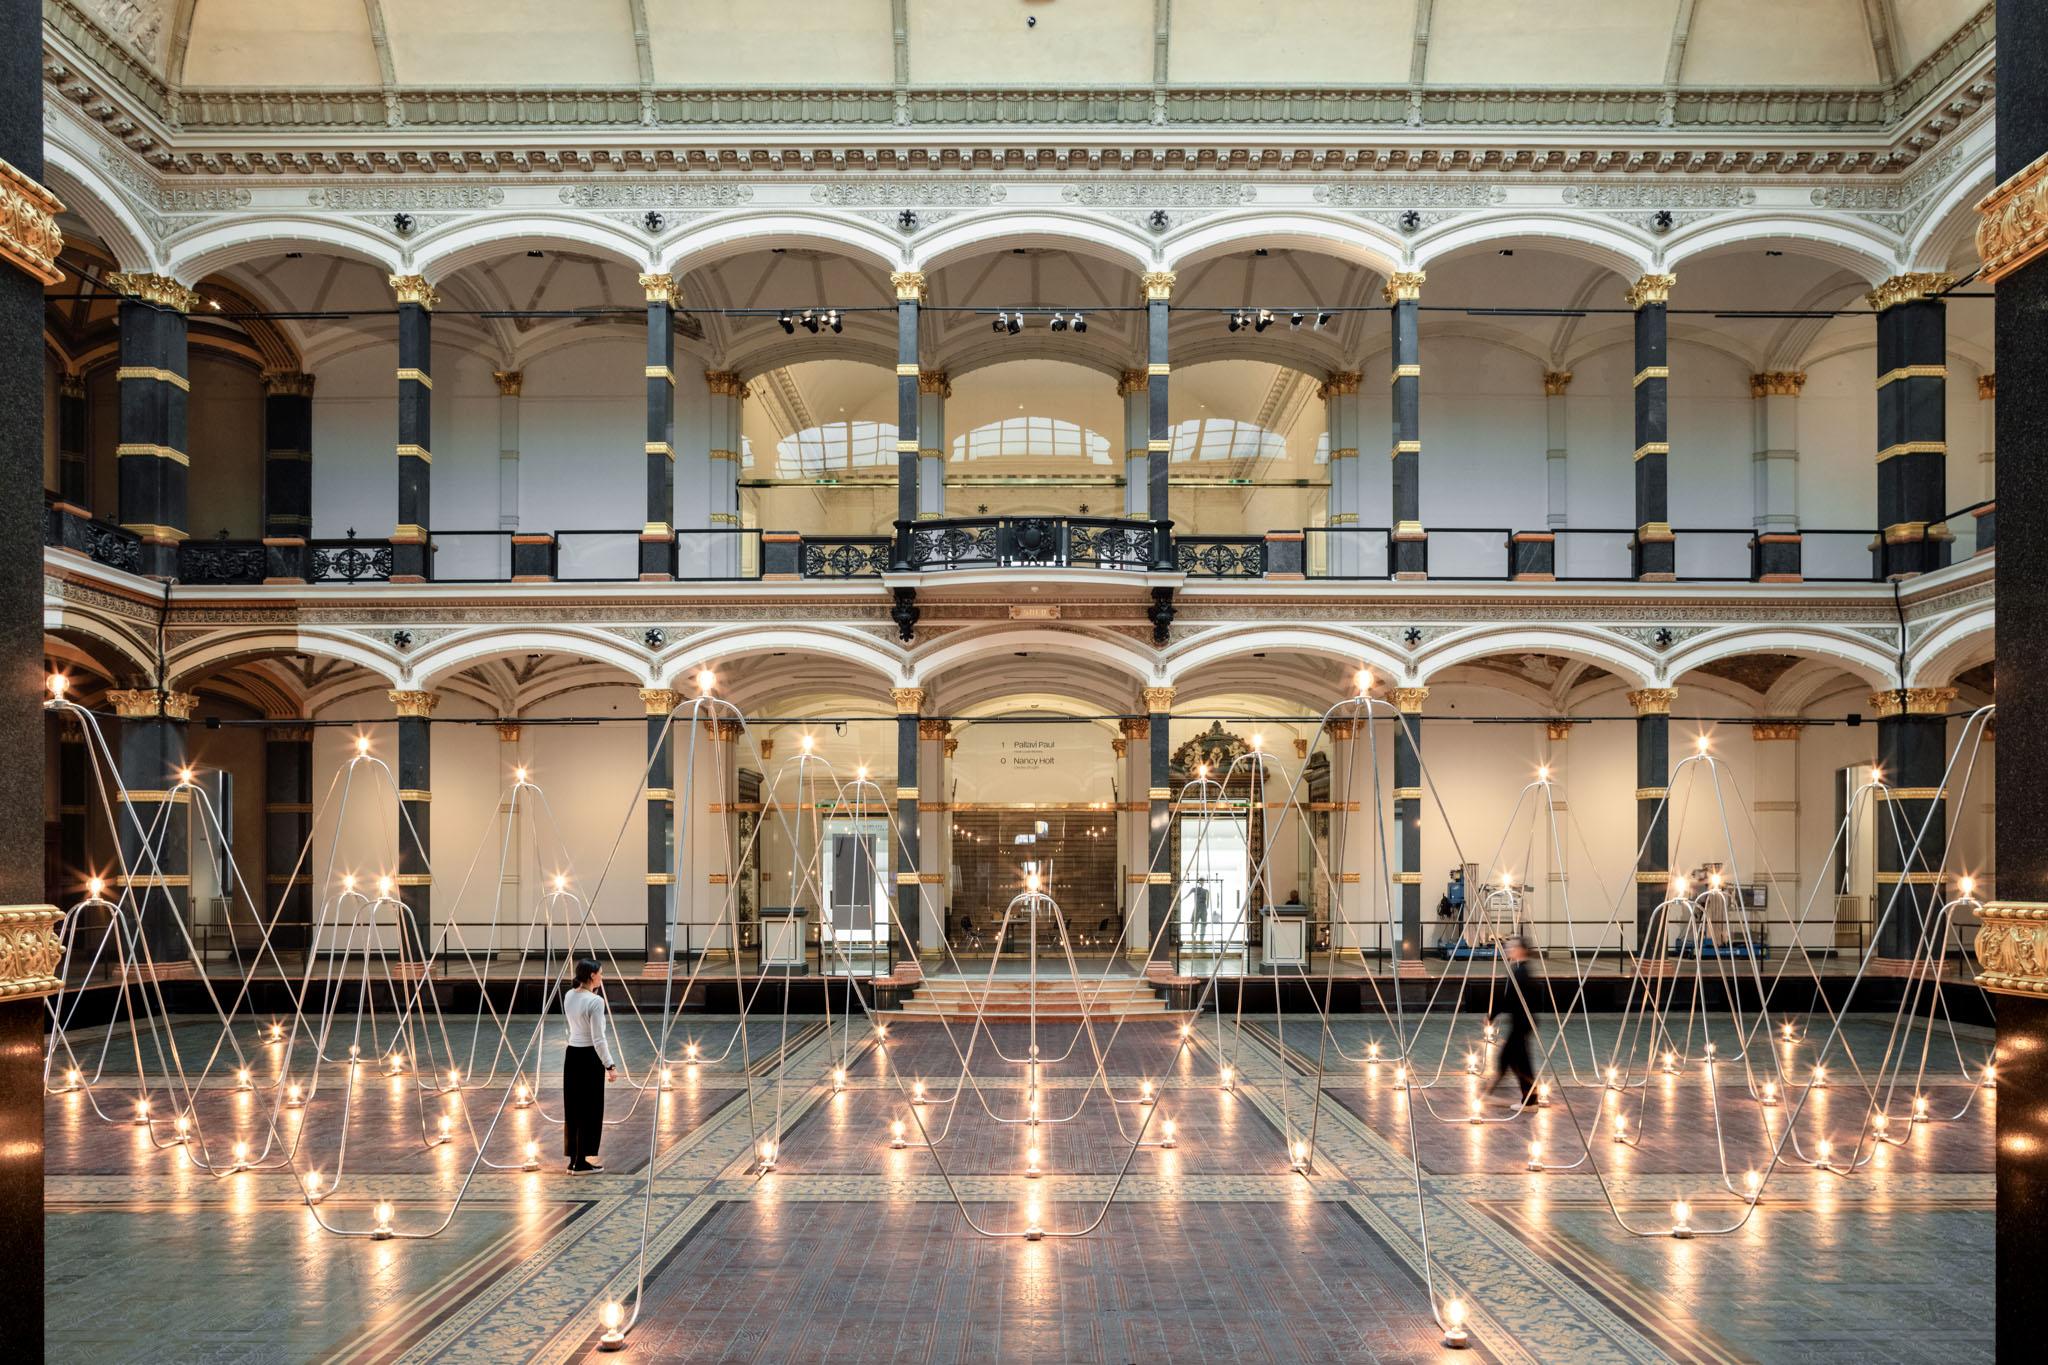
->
[[43, 1008, 1992, 1363]]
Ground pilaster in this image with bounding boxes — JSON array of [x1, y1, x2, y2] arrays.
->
[[110, 272, 198, 577], [1629, 274, 1676, 582], [1869, 273, 1954, 579], [389, 275, 438, 582], [1385, 272, 1427, 578]]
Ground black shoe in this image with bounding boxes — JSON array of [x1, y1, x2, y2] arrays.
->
[[568, 1162, 595, 1172]]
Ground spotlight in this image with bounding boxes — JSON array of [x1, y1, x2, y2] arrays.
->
[[1007, 312, 1022, 335], [801, 310, 820, 334], [1049, 312, 1067, 332], [778, 312, 795, 334], [598, 1300, 627, 1350], [1071, 312, 1086, 333], [372, 1200, 395, 1239], [1315, 311, 1332, 328], [1227, 311, 1242, 333], [992, 312, 1007, 334], [827, 309, 842, 334], [1289, 311, 1304, 328], [1254, 309, 1275, 332], [1441, 1296, 1471, 1349]]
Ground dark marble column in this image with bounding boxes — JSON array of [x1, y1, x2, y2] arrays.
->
[[1143, 687, 1174, 947], [56, 371, 87, 510], [890, 272, 924, 570], [1392, 688, 1427, 968], [390, 689, 436, 960], [261, 371, 314, 583], [1629, 274, 1676, 582], [1386, 272, 1427, 579], [892, 687, 923, 960], [55, 725, 88, 897], [639, 274, 679, 580], [1142, 273, 1174, 568], [917, 372, 949, 519], [639, 689, 679, 962], [263, 723, 313, 954], [1629, 688, 1675, 954], [1870, 274, 1954, 579], [2, 29, 63, 1336], [1871, 687, 1954, 961], [108, 688, 196, 960], [389, 276, 436, 583], [110, 273, 198, 578], [1980, 11, 2048, 1346]]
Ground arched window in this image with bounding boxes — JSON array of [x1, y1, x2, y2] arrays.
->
[[776, 421, 896, 477], [950, 416, 1113, 464], [1170, 418, 1287, 464]]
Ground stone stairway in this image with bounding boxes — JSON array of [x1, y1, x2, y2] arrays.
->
[[885, 974, 1178, 1023]]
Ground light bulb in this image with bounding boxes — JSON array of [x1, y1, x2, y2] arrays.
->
[[376, 876, 393, 897], [1874, 1111, 1891, 1133], [287, 1083, 303, 1107], [1356, 666, 1372, 693], [1606, 1065, 1620, 1088], [660, 1066, 674, 1091], [348, 1043, 360, 1060], [306, 1170, 323, 1199], [1291, 1140, 1309, 1168], [1465, 1049, 1479, 1074], [47, 673, 67, 698], [1696, 735, 1709, 755], [1251, 732, 1264, 753], [446, 1068, 461, 1089], [437, 1115, 452, 1144], [355, 735, 370, 756], [1140, 1080, 1154, 1104], [1025, 1145, 1042, 1177], [372, 1200, 394, 1237], [1761, 1081, 1778, 1106], [1441, 1296, 1470, 1348], [1027, 872, 1040, 894], [1367, 1041, 1381, 1061], [1812, 1064, 1828, 1088], [1393, 1064, 1407, 1091], [1613, 1113, 1628, 1143], [237, 1067, 252, 1090], [1709, 872, 1723, 891], [1160, 1118, 1177, 1148], [874, 1024, 888, 1041], [598, 1299, 627, 1348], [1671, 1199, 1693, 1237], [1913, 1094, 1928, 1121], [1221, 1065, 1236, 1091], [601, 1300, 624, 1330], [1782, 1021, 1796, 1040], [514, 765, 528, 783], [232, 1139, 249, 1167], [523, 1139, 539, 1170], [342, 874, 357, 893], [516, 1083, 532, 1108], [1960, 875, 1977, 897], [177, 765, 195, 784], [87, 877, 106, 899], [1537, 764, 1550, 782], [801, 734, 814, 753], [857, 764, 869, 782], [1527, 1140, 1543, 1170], [1816, 1137, 1833, 1166], [757, 1139, 777, 1167], [831, 1067, 845, 1093], [697, 668, 716, 695], [173, 1113, 190, 1138], [685, 1040, 700, 1060], [1662, 1050, 1676, 1072], [64, 1067, 81, 1091], [552, 873, 568, 893], [268, 1021, 283, 1042], [1744, 1169, 1761, 1201], [912, 1080, 926, 1105], [890, 1119, 907, 1149], [1984, 1063, 1998, 1088]]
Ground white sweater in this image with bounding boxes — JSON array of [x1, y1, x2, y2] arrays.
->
[[563, 988, 615, 1067]]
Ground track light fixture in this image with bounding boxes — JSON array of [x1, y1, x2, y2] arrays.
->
[[992, 311, 1007, 334], [827, 309, 843, 333], [1254, 309, 1275, 332], [778, 312, 795, 334], [1049, 312, 1066, 332], [801, 309, 820, 333], [1289, 311, 1304, 328], [1071, 312, 1086, 333], [1316, 310, 1332, 328], [1007, 312, 1022, 335]]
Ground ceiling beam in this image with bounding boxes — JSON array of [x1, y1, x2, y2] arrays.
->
[[1408, 0, 1435, 85], [1663, 0, 1697, 86], [1861, 0, 1901, 84]]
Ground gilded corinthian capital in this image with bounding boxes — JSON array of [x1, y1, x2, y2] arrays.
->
[[0, 158, 65, 285]]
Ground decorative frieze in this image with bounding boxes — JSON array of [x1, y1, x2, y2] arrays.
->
[[1865, 272, 1953, 312], [1867, 686, 1958, 718], [105, 271, 199, 311], [0, 158, 65, 284], [0, 906, 65, 1000], [1974, 903, 2048, 996], [1749, 371, 1806, 397]]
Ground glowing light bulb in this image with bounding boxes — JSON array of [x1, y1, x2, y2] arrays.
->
[[1482, 1021, 1497, 1042], [1220, 1064, 1236, 1092], [598, 1300, 627, 1349], [757, 1139, 777, 1168], [685, 1041, 700, 1060], [1761, 1080, 1778, 1106], [437, 1115, 453, 1145], [801, 734, 814, 753], [1392, 1064, 1407, 1091], [355, 735, 370, 756], [446, 1068, 461, 1090], [1025, 1145, 1042, 1177], [1960, 875, 1977, 897], [874, 1024, 888, 1042], [1695, 735, 1710, 755], [1465, 1048, 1480, 1074], [1291, 1140, 1310, 1169], [1743, 1169, 1762, 1202], [268, 1021, 283, 1042], [376, 875, 393, 898], [660, 1066, 674, 1092], [1613, 1113, 1629, 1143], [305, 1170, 323, 1200], [1160, 1118, 1178, 1148], [287, 1082, 303, 1108], [63, 1067, 81, 1091], [372, 1200, 394, 1237], [857, 764, 869, 782], [912, 1080, 926, 1105], [1606, 1065, 1620, 1089], [348, 1043, 360, 1061], [231, 1139, 249, 1168], [516, 1082, 532, 1108], [1912, 1094, 1928, 1122], [1671, 1198, 1693, 1238], [87, 876, 106, 900], [832, 1067, 846, 1093], [1250, 732, 1265, 753], [236, 1067, 252, 1091], [550, 873, 568, 895], [1811, 1064, 1827, 1089], [890, 1119, 907, 1149], [1815, 1137, 1834, 1167], [386, 1052, 402, 1074], [514, 765, 529, 783], [1140, 1080, 1155, 1105], [1179, 1022, 1193, 1040], [1874, 1111, 1891, 1134], [47, 673, 67, 698], [1537, 764, 1550, 782], [523, 1139, 540, 1171], [342, 874, 357, 893], [1704, 1041, 1718, 1060], [1782, 1021, 1796, 1041], [173, 1113, 190, 1140], [1356, 666, 1372, 693], [1527, 1140, 1544, 1171], [1984, 1063, 1998, 1088], [697, 668, 716, 695], [1468, 1096, 1484, 1124], [1027, 872, 1040, 894], [1671, 876, 1688, 895], [1709, 872, 1723, 891], [1198, 762, 1209, 779], [1367, 1041, 1381, 1061], [1441, 1296, 1470, 1348]]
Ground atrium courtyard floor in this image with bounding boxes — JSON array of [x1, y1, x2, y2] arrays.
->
[[44, 1013, 1991, 1364]]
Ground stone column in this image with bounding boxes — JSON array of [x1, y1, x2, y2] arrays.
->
[[1749, 370, 1805, 580], [1976, 372, 1997, 552], [493, 370, 522, 578], [1629, 688, 1676, 954], [258, 370, 315, 582], [1750, 721, 1801, 952], [1872, 687, 1955, 961], [496, 720, 523, 937], [639, 273, 679, 580], [918, 718, 950, 950], [1326, 719, 1365, 952], [389, 689, 437, 960], [1629, 274, 1676, 581], [1321, 371, 1363, 575], [704, 370, 745, 576], [1142, 273, 1176, 567], [891, 688, 924, 958], [1544, 370, 1571, 531], [108, 688, 197, 960], [1116, 719, 1149, 949], [3, 49, 66, 1337], [1977, 47, 2048, 1346], [1143, 687, 1175, 945], [639, 690, 680, 963], [55, 726, 87, 897], [890, 271, 925, 567], [1392, 688, 1427, 969], [109, 272, 199, 577], [1118, 370, 1149, 517], [389, 275, 437, 583], [917, 371, 949, 520], [263, 724, 313, 954], [56, 371, 87, 511], [1543, 719, 1573, 930], [1386, 272, 1428, 578], [1870, 273, 1953, 578]]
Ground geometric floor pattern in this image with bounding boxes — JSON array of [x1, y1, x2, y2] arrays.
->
[[45, 1012, 1992, 1363]]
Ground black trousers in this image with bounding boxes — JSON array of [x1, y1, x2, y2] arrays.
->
[[563, 1045, 605, 1165], [1495, 1027, 1537, 1102]]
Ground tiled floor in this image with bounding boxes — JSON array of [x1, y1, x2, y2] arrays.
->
[[43, 1008, 1993, 1363]]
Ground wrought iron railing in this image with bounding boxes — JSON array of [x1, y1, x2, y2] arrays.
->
[[177, 538, 268, 585], [309, 535, 394, 583], [73, 519, 143, 573], [1175, 535, 1266, 578], [800, 536, 893, 579], [902, 515, 1161, 571]]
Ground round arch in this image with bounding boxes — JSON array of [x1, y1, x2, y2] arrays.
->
[[660, 211, 903, 278], [912, 626, 1156, 693], [1413, 627, 1656, 690], [165, 217, 405, 283], [1663, 627, 1900, 693], [1164, 627, 1407, 690], [41, 139, 154, 270], [1905, 606, 1994, 688], [409, 627, 655, 691], [1662, 217, 1900, 283], [411, 215, 654, 280], [916, 211, 1154, 276], [166, 628, 403, 693], [1162, 211, 1401, 278], [1413, 214, 1654, 280], [42, 605, 156, 683], [1908, 166, 1999, 272], [655, 624, 905, 694]]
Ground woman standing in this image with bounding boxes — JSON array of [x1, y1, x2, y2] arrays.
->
[[562, 957, 616, 1171]]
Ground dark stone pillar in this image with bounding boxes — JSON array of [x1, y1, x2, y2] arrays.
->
[[1144, 687, 1173, 947], [262, 371, 313, 582], [893, 687, 923, 961], [1143, 273, 1174, 568], [639, 689, 678, 961], [639, 274, 679, 580], [1870, 275, 1954, 579], [1981, 13, 2048, 1348], [55, 726, 87, 898], [110, 273, 197, 578], [1386, 272, 1427, 578], [1630, 688, 1675, 953], [56, 372, 87, 510], [109, 688, 196, 960], [263, 723, 313, 954], [390, 277, 436, 582], [1392, 688, 1426, 967], [2, 28, 62, 1337], [1630, 274, 1676, 582], [1871, 688, 1955, 961], [890, 272, 923, 570], [391, 690, 436, 959]]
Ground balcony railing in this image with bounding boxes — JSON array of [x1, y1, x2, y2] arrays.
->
[[45, 499, 1994, 589]]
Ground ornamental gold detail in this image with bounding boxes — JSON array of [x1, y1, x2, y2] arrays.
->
[[639, 688, 683, 715], [1867, 687, 1957, 718], [1139, 271, 1176, 301], [1627, 688, 1677, 715], [891, 687, 926, 714], [388, 274, 441, 309], [891, 270, 928, 301], [704, 370, 746, 398], [389, 689, 440, 717], [0, 905, 65, 999], [1974, 902, 2048, 996], [639, 272, 677, 303], [107, 271, 202, 312], [1382, 271, 1426, 303], [1976, 149, 2048, 285], [1392, 687, 1429, 714], [1625, 273, 1676, 308], [1542, 371, 1574, 396], [0, 158, 64, 285], [1864, 273, 1953, 312], [1749, 371, 1806, 397], [1141, 686, 1176, 712], [1318, 372, 1361, 399]]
